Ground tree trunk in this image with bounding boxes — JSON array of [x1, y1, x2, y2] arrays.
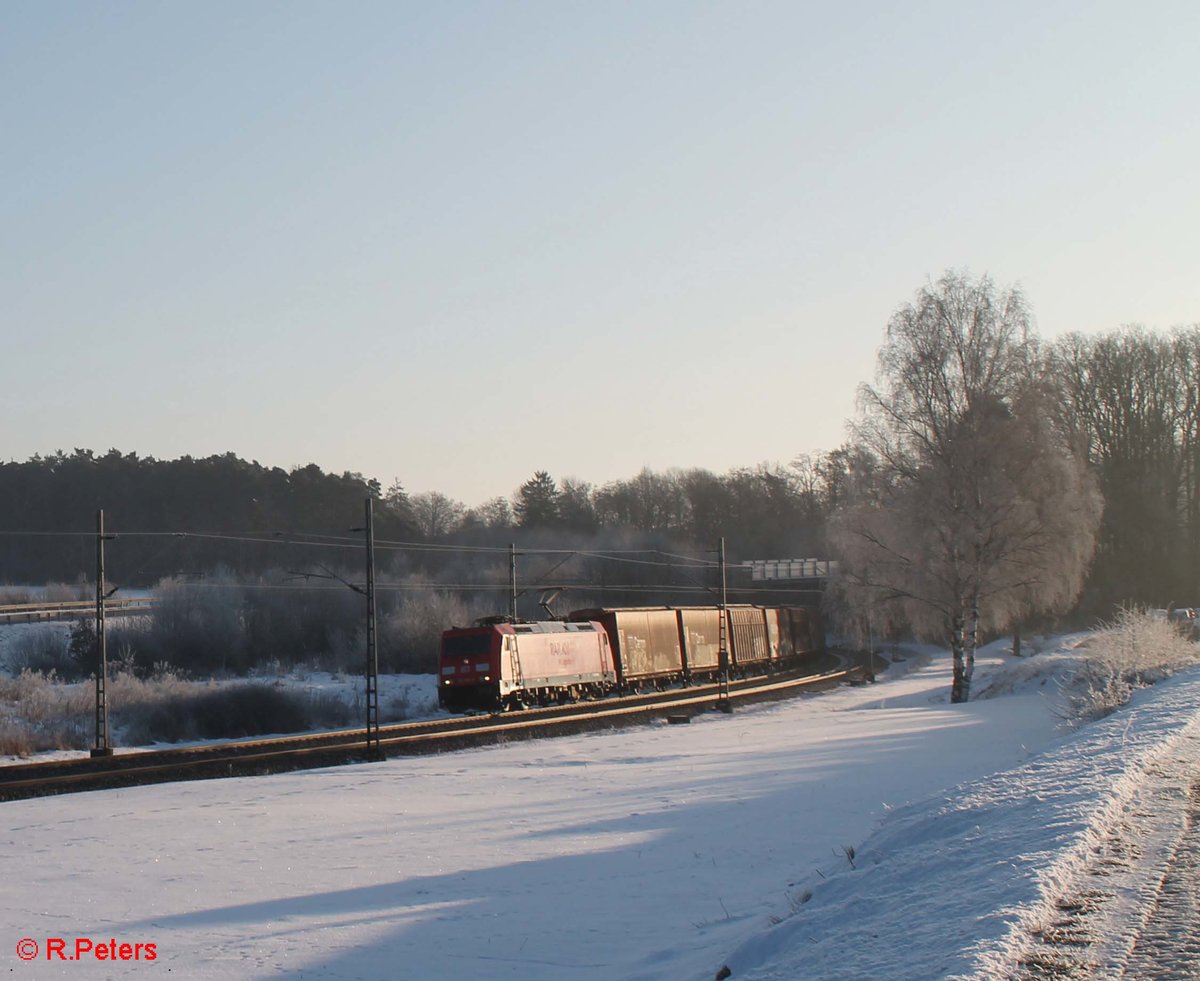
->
[[950, 612, 968, 703], [963, 595, 979, 702]]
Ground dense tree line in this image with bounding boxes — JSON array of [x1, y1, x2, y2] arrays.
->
[[386, 464, 838, 561], [0, 449, 845, 587], [3, 304, 1197, 683], [1052, 328, 1200, 612], [0, 452, 843, 675], [0, 450, 408, 584]]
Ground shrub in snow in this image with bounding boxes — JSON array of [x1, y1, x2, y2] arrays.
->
[[42, 581, 91, 602], [1064, 608, 1199, 726], [7, 626, 86, 680], [0, 670, 91, 753], [101, 574, 369, 676], [0, 721, 34, 757], [0, 586, 33, 605], [118, 683, 355, 744], [0, 668, 362, 756]]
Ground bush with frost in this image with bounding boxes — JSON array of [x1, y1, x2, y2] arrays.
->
[[1064, 608, 1199, 726], [6, 626, 86, 680], [0, 668, 360, 756]]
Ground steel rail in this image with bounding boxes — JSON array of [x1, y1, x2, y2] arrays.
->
[[0, 658, 846, 783], [0, 657, 864, 801]]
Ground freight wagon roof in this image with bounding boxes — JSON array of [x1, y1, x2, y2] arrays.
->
[[568, 607, 674, 618], [446, 620, 601, 635]]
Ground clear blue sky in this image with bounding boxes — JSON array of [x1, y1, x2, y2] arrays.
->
[[4, 1, 1197, 506]]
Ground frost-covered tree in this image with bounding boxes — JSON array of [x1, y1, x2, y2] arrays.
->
[[830, 271, 1103, 702]]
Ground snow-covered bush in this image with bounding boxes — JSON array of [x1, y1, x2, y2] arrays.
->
[[0, 722, 33, 757], [118, 683, 355, 744], [0, 668, 362, 756], [42, 581, 91, 602], [0, 586, 32, 605], [96, 574, 368, 676], [0, 669, 92, 753], [1064, 608, 1199, 726], [0, 582, 90, 605], [381, 585, 485, 673], [5, 626, 85, 680]]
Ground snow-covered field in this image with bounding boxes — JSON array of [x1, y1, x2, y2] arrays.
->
[[3, 637, 1200, 979]]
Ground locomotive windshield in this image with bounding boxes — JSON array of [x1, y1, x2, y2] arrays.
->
[[441, 633, 494, 658]]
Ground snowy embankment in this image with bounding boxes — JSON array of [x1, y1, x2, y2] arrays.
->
[[722, 656, 1200, 980], [2, 637, 1198, 980]]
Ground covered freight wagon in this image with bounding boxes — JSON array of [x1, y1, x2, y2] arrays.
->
[[567, 607, 685, 687], [676, 606, 724, 678], [727, 605, 774, 671], [766, 608, 795, 659], [781, 606, 825, 656]]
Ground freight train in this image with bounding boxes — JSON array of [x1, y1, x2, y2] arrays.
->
[[437, 605, 824, 712]]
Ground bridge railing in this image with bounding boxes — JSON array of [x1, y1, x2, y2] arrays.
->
[[0, 597, 155, 625]]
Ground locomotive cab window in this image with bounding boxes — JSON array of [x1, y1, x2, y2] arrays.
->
[[442, 634, 493, 658]]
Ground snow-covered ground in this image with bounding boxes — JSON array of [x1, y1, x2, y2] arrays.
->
[[3, 638, 1200, 979]]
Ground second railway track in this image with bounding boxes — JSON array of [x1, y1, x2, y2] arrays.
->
[[0, 655, 867, 801]]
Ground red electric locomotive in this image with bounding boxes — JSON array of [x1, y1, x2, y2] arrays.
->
[[437, 618, 616, 712]]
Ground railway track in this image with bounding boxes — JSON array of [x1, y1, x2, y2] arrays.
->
[[0, 656, 867, 801], [0, 597, 154, 625]]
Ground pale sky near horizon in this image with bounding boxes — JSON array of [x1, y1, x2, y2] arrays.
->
[[4, 2, 1198, 506]]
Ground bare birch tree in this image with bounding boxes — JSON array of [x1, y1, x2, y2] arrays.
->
[[830, 271, 1102, 701]]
